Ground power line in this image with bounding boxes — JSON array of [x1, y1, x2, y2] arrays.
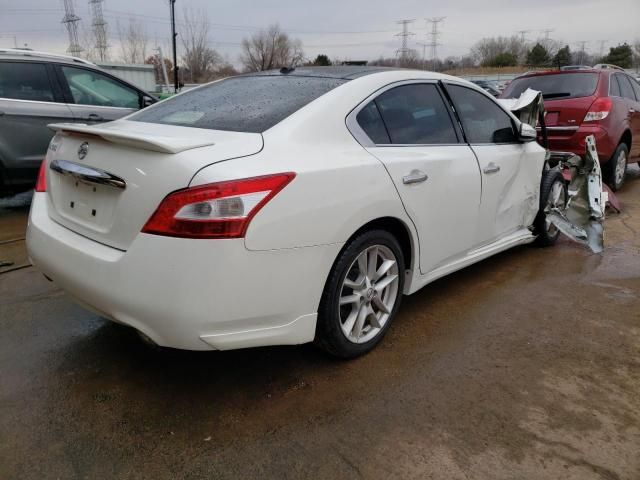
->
[[61, 0, 83, 56], [426, 17, 445, 71], [575, 40, 588, 64], [541, 29, 554, 40], [395, 19, 415, 63], [598, 39, 609, 58], [89, 0, 109, 61]]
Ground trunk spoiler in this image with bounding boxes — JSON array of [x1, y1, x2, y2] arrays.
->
[[48, 121, 217, 154]]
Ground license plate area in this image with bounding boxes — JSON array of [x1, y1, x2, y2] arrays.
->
[[50, 172, 120, 232]]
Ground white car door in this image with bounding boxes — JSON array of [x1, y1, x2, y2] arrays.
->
[[350, 82, 482, 274], [444, 83, 543, 245]]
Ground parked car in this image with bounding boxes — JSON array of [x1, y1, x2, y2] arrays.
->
[[0, 49, 156, 196], [501, 68, 640, 190], [28, 67, 578, 357], [470, 80, 501, 97]]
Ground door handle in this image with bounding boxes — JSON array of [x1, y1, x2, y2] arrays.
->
[[483, 163, 501, 174], [402, 170, 428, 185], [86, 113, 103, 121]]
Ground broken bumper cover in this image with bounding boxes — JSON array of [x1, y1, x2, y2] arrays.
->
[[547, 135, 607, 253]]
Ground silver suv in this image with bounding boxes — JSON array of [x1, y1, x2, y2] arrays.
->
[[0, 49, 156, 196]]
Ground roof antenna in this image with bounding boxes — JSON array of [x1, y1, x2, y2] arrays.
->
[[280, 66, 295, 74]]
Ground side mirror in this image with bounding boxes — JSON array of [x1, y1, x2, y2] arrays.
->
[[518, 122, 537, 142], [141, 96, 155, 109]]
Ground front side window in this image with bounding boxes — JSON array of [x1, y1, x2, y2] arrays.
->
[[0, 62, 55, 102], [629, 77, 640, 101], [61, 66, 140, 108], [447, 85, 517, 144], [371, 84, 458, 144], [131, 75, 346, 133]]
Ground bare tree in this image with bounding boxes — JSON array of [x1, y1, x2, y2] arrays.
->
[[179, 8, 225, 83], [117, 18, 148, 64], [471, 36, 528, 66], [240, 24, 304, 72]]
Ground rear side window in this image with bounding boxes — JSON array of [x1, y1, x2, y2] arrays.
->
[[615, 74, 637, 101], [372, 84, 458, 144], [131, 75, 346, 133], [630, 78, 640, 101], [609, 75, 621, 97], [0, 62, 55, 102], [503, 73, 599, 100], [447, 85, 517, 144], [356, 101, 390, 144]]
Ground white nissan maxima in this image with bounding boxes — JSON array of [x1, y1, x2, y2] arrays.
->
[[27, 67, 561, 358]]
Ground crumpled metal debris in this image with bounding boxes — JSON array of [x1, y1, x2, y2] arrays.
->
[[546, 135, 607, 253]]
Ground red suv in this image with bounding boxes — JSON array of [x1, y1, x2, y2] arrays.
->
[[501, 69, 640, 190]]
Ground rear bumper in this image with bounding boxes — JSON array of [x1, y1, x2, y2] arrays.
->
[[26, 193, 342, 350], [543, 124, 615, 162]]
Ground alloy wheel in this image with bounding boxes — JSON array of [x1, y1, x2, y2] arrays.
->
[[338, 245, 400, 344], [614, 149, 627, 188]]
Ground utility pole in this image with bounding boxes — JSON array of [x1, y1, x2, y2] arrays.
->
[[61, 0, 83, 56], [169, 0, 179, 93], [426, 17, 445, 71], [395, 19, 415, 66], [157, 46, 170, 93], [88, 0, 108, 61]]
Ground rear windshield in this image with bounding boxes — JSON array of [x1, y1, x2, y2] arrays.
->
[[129, 75, 347, 133], [502, 73, 598, 100]]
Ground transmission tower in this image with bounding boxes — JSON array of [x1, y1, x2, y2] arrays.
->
[[61, 0, 83, 56], [598, 39, 609, 58], [516, 29, 531, 43], [426, 17, 445, 71], [541, 29, 554, 40], [575, 40, 588, 64], [395, 19, 415, 64], [89, 0, 108, 61]]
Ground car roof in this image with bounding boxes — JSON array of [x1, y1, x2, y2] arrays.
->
[[241, 66, 401, 80], [0, 48, 96, 66]]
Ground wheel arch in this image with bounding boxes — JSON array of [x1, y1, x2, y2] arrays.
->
[[620, 129, 632, 151]]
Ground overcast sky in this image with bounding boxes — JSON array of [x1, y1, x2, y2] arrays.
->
[[1, 0, 638, 65]]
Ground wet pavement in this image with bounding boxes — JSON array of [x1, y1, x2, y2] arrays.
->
[[1, 169, 639, 479]]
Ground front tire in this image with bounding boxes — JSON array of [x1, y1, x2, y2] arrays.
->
[[534, 170, 567, 247], [315, 230, 405, 358], [605, 143, 628, 192]]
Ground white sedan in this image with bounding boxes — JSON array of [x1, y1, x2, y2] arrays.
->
[[27, 67, 563, 358]]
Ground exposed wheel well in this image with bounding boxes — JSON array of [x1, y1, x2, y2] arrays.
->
[[348, 217, 414, 272], [620, 130, 632, 151]]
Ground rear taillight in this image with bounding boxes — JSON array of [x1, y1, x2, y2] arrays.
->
[[141, 173, 296, 239], [583, 97, 612, 122], [35, 160, 47, 192]]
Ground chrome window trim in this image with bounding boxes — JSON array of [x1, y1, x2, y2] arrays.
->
[[0, 97, 65, 106]]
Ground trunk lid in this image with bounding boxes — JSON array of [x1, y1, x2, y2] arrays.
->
[[44, 120, 263, 250]]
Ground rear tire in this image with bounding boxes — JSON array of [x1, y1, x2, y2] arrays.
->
[[315, 230, 405, 358], [534, 170, 567, 247], [605, 143, 628, 192]]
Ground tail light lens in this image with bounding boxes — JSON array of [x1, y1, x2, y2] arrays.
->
[[583, 97, 612, 122], [35, 160, 47, 192], [142, 173, 296, 239]]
